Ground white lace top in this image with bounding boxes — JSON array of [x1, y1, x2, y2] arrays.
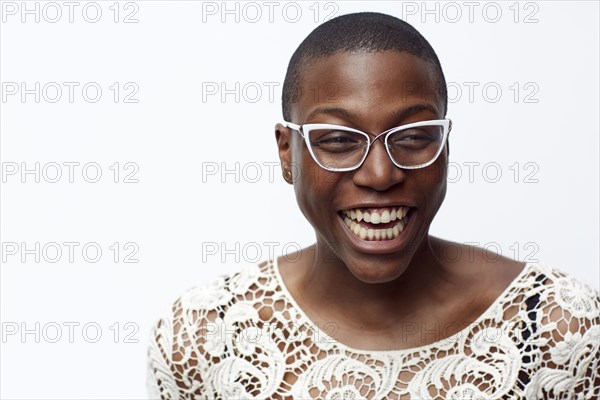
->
[[146, 259, 600, 399]]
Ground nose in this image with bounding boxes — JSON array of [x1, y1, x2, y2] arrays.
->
[[352, 139, 406, 191]]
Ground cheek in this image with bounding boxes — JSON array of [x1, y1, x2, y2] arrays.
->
[[437, 153, 449, 186], [411, 158, 448, 207], [291, 144, 340, 223], [290, 138, 314, 182], [291, 145, 319, 216], [291, 141, 338, 191], [423, 159, 448, 207], [436, 163, 448, 187]]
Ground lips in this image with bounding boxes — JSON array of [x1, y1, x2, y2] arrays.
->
[[338, 206, 413, 241]]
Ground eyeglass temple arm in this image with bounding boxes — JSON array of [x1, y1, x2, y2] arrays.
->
[[283, 121, 301, 131]]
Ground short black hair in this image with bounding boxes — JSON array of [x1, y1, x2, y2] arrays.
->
[[282, 12, 448, 120]]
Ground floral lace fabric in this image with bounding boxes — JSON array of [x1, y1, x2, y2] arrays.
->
[[147, 259, 600, 399]]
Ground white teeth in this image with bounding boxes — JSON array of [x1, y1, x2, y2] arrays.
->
[[343, 220, 405, 241], [343, 206, 410, 225], [371, 213, 381, 224], [359, 227, 367, 240], [341, 206, 411, 241], [381, 210, 390, 223]]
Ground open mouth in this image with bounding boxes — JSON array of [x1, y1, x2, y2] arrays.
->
[[338, 206, 413, 241]]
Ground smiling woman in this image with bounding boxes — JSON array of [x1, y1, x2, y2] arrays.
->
[[146, 11, 600, 399]]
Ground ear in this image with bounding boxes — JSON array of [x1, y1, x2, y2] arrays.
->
[[275, 123, 293, 181]]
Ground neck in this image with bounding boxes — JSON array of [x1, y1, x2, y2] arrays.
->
[[293, 235, 463, 331]]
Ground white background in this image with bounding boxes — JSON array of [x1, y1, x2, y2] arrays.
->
[[1, 1, 598, 398]]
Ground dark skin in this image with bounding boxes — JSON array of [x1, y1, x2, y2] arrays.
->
[[274, 51, 525, 351]]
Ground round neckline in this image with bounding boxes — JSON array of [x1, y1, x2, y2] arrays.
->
[[270, 256, 534, 355]]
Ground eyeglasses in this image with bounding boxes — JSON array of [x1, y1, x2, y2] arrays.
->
[[283, 119, 452, 172]]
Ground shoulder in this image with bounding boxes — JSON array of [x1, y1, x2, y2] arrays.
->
[[458, 257, 600, 397], [155, 260, 275, 333], [524, 262, 600, 319], [525, 263, 600, 334], [177, 261, 269, 312], [486, 259, 600, 328], [146, 260, 277, 397], [517, 263, 600, 397], [431, 237, 598, 314], [430, 236, 527, 300]]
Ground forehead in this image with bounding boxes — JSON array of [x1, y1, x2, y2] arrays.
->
[[295, 51, 441, 122]]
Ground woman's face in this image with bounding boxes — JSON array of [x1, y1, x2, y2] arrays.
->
[[276, 50, 448, 283]]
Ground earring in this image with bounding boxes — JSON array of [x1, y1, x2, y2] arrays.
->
[[283, 169, 293, 184]]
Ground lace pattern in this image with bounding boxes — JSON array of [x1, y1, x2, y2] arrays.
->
[[147, 260, 600, 399]]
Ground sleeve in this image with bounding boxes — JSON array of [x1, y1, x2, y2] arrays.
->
[[146, 294, 210, 399], [146, 302, 183, 400], [145, 271, 250, 398], [523, 272, 600, 399], [146, 279, 224, 400]]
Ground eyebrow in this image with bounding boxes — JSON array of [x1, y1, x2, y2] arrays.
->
[[304, 104, 440, 124]]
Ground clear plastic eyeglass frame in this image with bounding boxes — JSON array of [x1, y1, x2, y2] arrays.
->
[[282, 119, 452, 172]]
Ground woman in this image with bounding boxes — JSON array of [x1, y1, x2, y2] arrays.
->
[[147, 12, 600, 399]]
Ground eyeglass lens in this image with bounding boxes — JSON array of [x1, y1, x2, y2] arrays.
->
[[307, 124, 444, 169]]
